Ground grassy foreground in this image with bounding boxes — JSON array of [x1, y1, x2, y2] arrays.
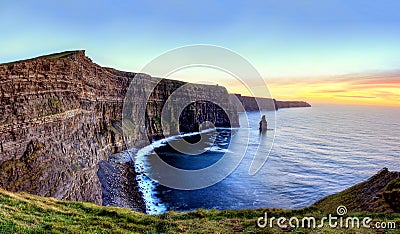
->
[[1, 188, 400, 233]]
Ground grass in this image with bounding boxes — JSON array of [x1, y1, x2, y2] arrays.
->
[[386, 178, 400, 192], [48, 98, 60, 106], [312, 169, 399, 215], [312, 183, 364, 214], [42, 51, 80, 60], [0, 51, 82, 66], [1, 188, 400, 233], [0, 120, 11, 126]]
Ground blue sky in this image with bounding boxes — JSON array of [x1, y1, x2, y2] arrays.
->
[[1, 0, 400, 78]]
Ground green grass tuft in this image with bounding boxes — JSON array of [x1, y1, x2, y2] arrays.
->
[[0, 50, 82, 66]]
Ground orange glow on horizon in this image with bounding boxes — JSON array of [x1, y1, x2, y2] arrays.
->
[[223, 73, 400, 107], [170, 68, 400, 107], [265, 74, 400, 107]]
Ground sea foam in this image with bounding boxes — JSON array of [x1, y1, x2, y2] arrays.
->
[[129, 128, 229, 214]]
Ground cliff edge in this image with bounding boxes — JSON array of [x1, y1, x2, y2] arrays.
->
[[313, 168, 400, 213]]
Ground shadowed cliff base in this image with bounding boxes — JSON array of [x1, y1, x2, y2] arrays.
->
[[97, 151, 146, 212]]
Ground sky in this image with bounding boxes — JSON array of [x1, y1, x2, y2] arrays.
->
[[1, 0, 400, 106]]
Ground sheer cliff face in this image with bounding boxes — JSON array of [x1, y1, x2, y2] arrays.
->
[[0, 51, 238, 204]]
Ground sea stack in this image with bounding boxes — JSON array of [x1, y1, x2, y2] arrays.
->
[[259, 115, 268, 132]]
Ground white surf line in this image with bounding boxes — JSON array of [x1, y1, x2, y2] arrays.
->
[[129, 127, 232, 214], [129, 140, 167, 215]]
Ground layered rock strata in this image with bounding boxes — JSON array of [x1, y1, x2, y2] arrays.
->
[[0, 50, 238, 207]]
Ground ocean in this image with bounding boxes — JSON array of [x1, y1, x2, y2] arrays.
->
[[132, 104, 400, 214]]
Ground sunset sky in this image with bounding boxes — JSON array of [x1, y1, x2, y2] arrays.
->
[[1, 0, 399, 106]]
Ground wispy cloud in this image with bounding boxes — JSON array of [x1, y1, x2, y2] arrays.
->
[[315, 89, 347, 93], [335, 95, 376, 99]]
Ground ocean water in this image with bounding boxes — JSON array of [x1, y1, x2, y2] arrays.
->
[[133, 104, 400, 214]]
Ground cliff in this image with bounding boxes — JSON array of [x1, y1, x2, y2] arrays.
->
[[274, 100, 312, 109], [0, 50, 238, 207], [313, 168, 400, 213], [231, 94, 311, 112]]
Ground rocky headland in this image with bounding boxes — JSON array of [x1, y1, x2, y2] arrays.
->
[[232, 94, 311, 111]]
